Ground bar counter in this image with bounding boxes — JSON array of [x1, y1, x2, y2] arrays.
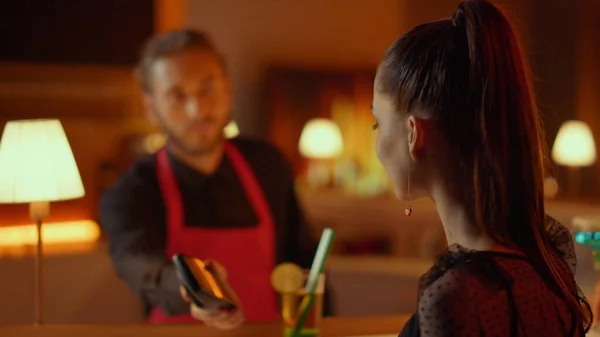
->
[[0, 314, 410, 337]]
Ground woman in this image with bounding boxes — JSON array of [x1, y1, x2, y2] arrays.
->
[[371, 0, 592, 336]]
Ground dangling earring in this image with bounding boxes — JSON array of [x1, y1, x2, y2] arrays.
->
[[405, 160, 413, 216]]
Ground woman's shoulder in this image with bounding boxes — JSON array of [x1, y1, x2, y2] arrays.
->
[[419, 214, 577, 290], [417, 244, 528, 306], [416, 240, 587, 336], [415, 246, 490, 335], [418, 244, 496, 294], [415, 245, 520, 335]]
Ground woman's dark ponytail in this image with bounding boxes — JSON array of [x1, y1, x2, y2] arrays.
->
[[454, 0, 592, 332], [377, 0, 592, 331]]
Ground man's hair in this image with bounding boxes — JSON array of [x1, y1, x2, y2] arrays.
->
[[136, 28, 225, 93]]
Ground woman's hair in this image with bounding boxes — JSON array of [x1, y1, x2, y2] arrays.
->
[[376, 0, 591, 331]]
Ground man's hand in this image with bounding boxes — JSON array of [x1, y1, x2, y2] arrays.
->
[[180, 260, 245, 330]]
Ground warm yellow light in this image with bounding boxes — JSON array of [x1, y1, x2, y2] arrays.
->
[[140, 122, 238, 154], [224, 120, 240, 139], [552, 120, 597, 167], [0, 119, 85, 203], [142, 133, 167, 154], [298, 118, 344, 159], [0, 220, 100, 248]]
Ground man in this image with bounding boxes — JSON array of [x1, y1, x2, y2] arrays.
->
[[100, 29, 329, 328]]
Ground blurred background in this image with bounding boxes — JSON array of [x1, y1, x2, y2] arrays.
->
[[0, 0, 599, 325]]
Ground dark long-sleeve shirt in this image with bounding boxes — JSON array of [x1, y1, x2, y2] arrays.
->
[[99, 138, 331, 317]]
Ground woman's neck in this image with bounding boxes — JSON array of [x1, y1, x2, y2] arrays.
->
[[430, 183, 497, 251]]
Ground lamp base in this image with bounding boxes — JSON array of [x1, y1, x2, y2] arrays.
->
[[565, 166, 581, 198], [29, 201, 49, 326], [29, 202, 49, 220], [306, 160, 335, 190]]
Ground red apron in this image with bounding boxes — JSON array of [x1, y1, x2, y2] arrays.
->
[[147, 141, 280, 324]]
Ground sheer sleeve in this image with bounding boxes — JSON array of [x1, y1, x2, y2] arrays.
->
[[544, 214, 593, 332], [545, 214, 577, 274], [417, 267, 482, 337]]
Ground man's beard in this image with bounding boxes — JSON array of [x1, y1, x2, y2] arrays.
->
[[152, 109, 225, 156], [165, 128, 221, 156]]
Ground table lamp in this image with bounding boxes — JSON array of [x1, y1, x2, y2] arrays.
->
[[298, 118, 343, 188], [0, 119, 85, 325], [551, 120, 596, 197]]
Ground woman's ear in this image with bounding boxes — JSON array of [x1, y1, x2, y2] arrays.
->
[[407, 115, 426, 160]]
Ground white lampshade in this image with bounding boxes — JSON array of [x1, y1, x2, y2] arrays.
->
[[224, 120, 240, 139], [0, 119, 85, 203], [552, 120, 597, 167], [298, 118, 343, 159]]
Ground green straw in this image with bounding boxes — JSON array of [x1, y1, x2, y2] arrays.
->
[[290, 228, 335, 337]]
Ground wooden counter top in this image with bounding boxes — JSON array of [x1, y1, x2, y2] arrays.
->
[[0, 314, 410, 337]]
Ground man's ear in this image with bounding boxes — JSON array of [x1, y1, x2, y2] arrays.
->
[[142, 93, 158, 126], [407, 115, 426, 160]]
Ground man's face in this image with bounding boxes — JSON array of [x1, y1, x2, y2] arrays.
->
[[145, 48, 232, 154]]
